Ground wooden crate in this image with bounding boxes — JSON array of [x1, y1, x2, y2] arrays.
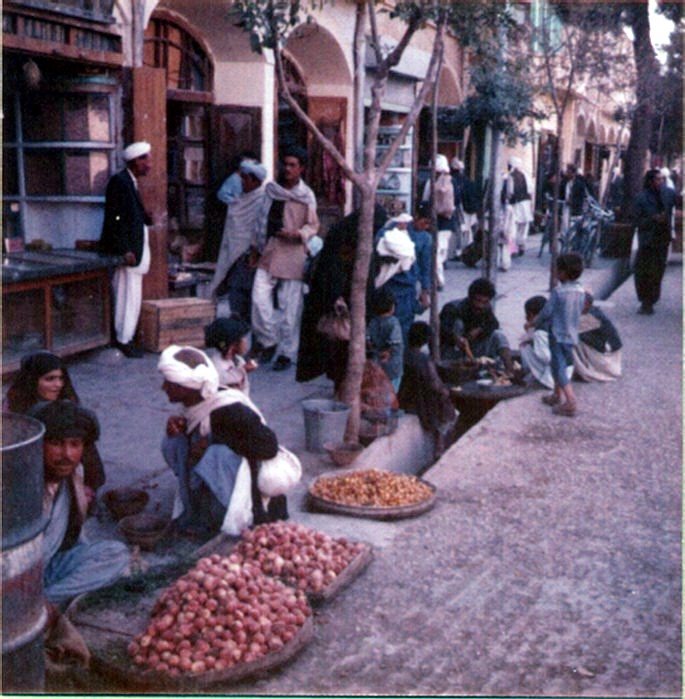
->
[[139, 298, 215, 352]]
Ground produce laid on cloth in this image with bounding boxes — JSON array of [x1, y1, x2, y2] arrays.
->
[[233, 521, 372, 601], [128, 554, 312, 679], [308, 469, 437, 520]]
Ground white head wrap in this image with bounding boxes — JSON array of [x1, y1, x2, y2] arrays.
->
[[451, 157, 464, 171], [123, 141, 151, 162], [509, 156, 522, 171], [391, 212, 414, 224], [158, 345, 219, 400], [240, 160, 267, 181], [660, 167, 671, 178], [435, 154, 450, 173]]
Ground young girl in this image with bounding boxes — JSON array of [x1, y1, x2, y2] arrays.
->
[[204, 315, 258, 395]]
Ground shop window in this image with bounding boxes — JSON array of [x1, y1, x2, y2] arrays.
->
[[3, 86, 115, 216]]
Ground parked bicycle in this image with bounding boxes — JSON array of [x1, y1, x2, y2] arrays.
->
[[560, 197, 614, 268]]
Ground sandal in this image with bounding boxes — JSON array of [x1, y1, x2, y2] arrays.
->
[[541, 394, 561, 406], [552, 403, 577, 417]]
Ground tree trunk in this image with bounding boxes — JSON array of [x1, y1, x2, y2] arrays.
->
[[341, 185, 376, 442], [621, 3, 659, 220], [485, 126, 501, 288], [429, 58, 442, 362], [550, 121, 564, 289]]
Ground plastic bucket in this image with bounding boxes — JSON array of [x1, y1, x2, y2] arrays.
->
[[302, 399, 350, 453]]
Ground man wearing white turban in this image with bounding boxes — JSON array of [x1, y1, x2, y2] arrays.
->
[[209, 159, 268, 319], [158, 345, 286, 536], [99, 141, 153, 357]]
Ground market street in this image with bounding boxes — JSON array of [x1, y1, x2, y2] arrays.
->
[[43, 246, 682, 696]]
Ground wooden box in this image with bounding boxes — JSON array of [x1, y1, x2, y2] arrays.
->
[[139, 298, 215, 352]]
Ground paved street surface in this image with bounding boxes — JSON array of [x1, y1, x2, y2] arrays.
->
[[6, 235, 681, 695]]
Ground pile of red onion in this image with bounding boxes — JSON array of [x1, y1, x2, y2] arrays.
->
[[234, 521, 366, 594], [128, 554, 311, 675]]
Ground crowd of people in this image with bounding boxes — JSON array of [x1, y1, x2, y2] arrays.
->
[[8, 142, 677, 673]]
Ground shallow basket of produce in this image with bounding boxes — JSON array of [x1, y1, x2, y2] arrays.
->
[[307, 469, 437, 521], [231, 521, 374, 605], [75, 556, 316, 691]]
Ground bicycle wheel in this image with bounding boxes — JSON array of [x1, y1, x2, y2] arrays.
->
[[583, 225, 599, 268]]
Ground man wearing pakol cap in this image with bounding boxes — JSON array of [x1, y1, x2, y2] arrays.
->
[[375, 205, 432, 344], [158, 345, 289, 537], [209, 160, 268, 320], [27, 400, 130, 666], [250, 147, 320, 372], [501, 156, 534, 267], [99, 141, 153, 358]]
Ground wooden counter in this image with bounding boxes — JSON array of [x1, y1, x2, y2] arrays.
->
[[2, 250, 120, 374]]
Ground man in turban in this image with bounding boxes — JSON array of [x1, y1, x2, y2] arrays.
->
[[500, 156, 534, 269], [158, 345, 286, 537], [209, 159, 268, 320], [99, 141, 153, 358]]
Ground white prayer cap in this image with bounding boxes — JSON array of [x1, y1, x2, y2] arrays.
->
[[435, 154, 450, 173], [240, 160, 267, 181], [660, 167, 671, 177], [451, 157, 464, 170], [391, 212, 414, 224], [158, 344, 219, 400], [509, 156, 522, 170], [123, 141, 151, 162]]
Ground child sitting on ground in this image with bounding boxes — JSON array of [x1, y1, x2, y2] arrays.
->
[[366, 288, 404, 391], [398, 321, 457, 458], [535, 252, 586, 417]]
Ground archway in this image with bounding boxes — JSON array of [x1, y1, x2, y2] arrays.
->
[[144, 10, 214, 246], [282, 22, 352, 217]]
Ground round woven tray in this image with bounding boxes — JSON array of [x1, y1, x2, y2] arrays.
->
[[91, 615, 314, 691], [305, 545, 374, 604], [307, 478, 437, 521]]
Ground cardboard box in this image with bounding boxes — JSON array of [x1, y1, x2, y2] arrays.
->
[[140, 298, 215, 352]]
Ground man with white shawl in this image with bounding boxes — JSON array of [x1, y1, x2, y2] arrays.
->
[[208, 160, 267, 319], [158, 345, 287, 536], [500, 156, 534, 270], [251, 147, 319, 372]]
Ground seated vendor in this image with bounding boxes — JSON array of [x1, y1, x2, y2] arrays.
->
[[573, 292, 623, 382], [28, 401, 130, 668], [439, 278, 515, 374], [158, 345, 287, 538]]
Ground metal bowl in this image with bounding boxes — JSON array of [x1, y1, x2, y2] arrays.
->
[[118, 513, 169, 551], [103, 488, 149, 520]]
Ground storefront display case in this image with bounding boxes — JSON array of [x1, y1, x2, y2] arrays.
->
[[2, 249, 119, 374], [376, 125, 414, 216]]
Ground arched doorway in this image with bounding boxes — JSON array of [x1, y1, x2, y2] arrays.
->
[[144, 12, 213, 250]]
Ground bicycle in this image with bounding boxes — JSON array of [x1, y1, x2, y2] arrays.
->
[[560, 197, 614, 267]]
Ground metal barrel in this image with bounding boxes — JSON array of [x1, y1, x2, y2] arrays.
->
[[2, 411, 47, 692]]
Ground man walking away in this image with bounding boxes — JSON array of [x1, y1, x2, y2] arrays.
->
[[634, 168, 675, 315], [99, 142, 153, 358]]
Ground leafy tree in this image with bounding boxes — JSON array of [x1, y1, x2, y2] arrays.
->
[[533, 1, 628, 286], [233, 0, 449, 442]]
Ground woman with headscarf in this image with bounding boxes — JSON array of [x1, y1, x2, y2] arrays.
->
[[296, 204, 388, 389], [5, 351, 106, 494], [158, 345, 290, 537]]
